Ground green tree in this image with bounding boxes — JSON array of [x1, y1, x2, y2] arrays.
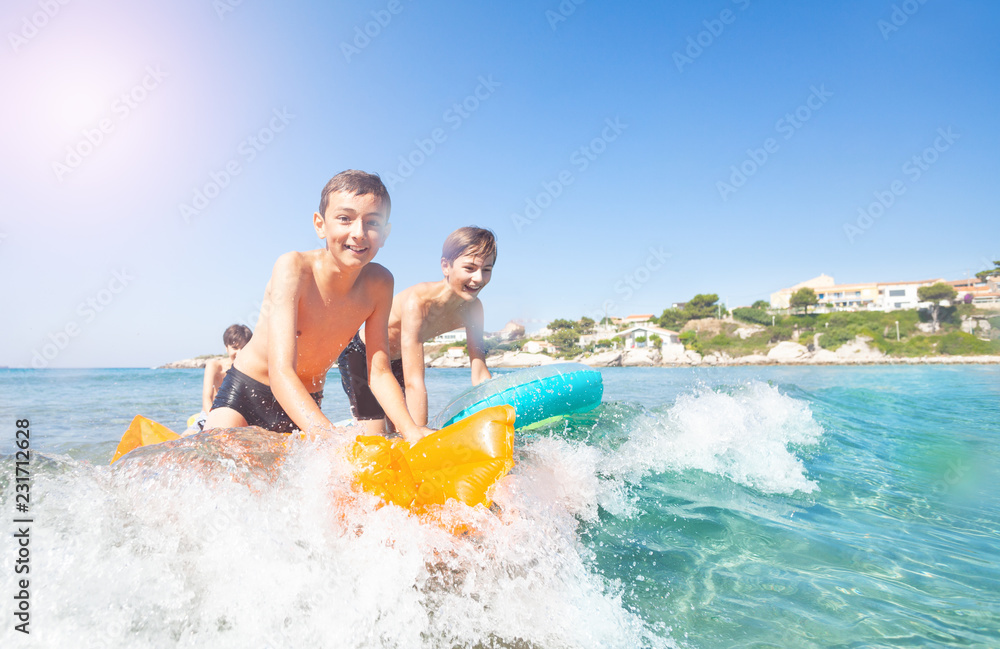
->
[[678, 330, 700, 352], [659, 307, 689, 329], [548, 318, 577, 331], [732, 306, 771, 326], [578, 316, 595, 334], [751, 300, 770, 310], [975, 261, 1000, 282], [684, 294, 720, 319], [549, 328, 579, 352], [789, 287, 819, 314], [917, 282, 958, 331]]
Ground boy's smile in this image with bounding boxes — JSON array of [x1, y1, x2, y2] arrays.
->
[[443, 252, 494, 301], [314, 191, 390, 268]]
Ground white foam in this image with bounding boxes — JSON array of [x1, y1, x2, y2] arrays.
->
[[1, 435, 673, 649], [603, 380, 823, 494]]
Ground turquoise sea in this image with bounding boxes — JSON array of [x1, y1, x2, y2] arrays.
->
[[1, 366, 998, 648]]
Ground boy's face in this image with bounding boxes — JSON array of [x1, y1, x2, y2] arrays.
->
[[225, 344, 241, 361], [442, 251, 494, 301], [314, 191, 391, 268]]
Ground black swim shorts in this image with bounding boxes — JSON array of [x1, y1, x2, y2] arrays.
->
[[338, 332, 405, 420], [211, 366, 323, 434]]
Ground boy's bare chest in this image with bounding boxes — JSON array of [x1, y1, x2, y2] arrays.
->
[[295, 286, 369, 363]]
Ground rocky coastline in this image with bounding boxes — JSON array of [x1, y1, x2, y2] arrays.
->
[[428, 339, 1000, 369], [163, 339, 1000, 370], [160, 356, 224, 369]]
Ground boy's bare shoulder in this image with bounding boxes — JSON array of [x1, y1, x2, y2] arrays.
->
[[269, 250, 312, 281], [463, 296, 485, 318], [398, 281, 440, 306], [358, 261, 393, 285]]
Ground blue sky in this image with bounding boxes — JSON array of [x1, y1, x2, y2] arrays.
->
[[1, 0, 998, 368]]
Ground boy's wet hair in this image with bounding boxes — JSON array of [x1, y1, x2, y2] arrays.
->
[[223, 324, 252, 349], [318, 170, 391, 217], [442, 227, 497, 265]]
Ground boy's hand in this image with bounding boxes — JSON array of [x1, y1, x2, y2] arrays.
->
[[399, 425, 435, 445]]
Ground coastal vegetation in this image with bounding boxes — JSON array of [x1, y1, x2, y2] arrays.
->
[[538, 292, 999, 361], [916, 282, 958, 330]]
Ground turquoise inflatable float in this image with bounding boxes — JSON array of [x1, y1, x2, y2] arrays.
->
[[429, 362, 603, 430]]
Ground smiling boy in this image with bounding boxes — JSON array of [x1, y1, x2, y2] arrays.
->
[[204, 170, 429, 443], [339, 227, 496, 432]]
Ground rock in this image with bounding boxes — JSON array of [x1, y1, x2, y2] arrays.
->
[[581, 350, 622, 367], [659, 343, 689, 364], [734, 325, 765, 340], [767, 341, 809, 362], [681, 317, 726, 336], [733, 354, 770, 365], [622, 348, 661, 366], [835, 336, 885, 362], [685, 350, 702, 364], [429, 355, 470, 368], [916, 322, 936, 333], [811, 349, 840, 363], [487, 351, 558, 368], [160, 356, 222, 369]]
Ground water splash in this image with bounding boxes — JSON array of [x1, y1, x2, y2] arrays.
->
[[604, 380, 823, 494], [1, 429, 673, 649]]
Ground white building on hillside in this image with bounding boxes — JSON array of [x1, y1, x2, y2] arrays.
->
[[876, 279, 943, 311], [432, 329, 467, 344], [619, 314, 656, 326], [523, 340, 557, 354], [771, 274, 836, 309], [616, 324, 680, 349]]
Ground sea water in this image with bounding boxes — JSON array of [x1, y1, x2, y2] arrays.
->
[[1, 366, 998, 648]]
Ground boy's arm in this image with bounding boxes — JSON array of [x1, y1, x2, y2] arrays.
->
[[366, 271, 431, 443], [201, 360, 220, 413], [266, 254, 336, 436], [465, 299, 492, 386], [398, 295, 429, 426]]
